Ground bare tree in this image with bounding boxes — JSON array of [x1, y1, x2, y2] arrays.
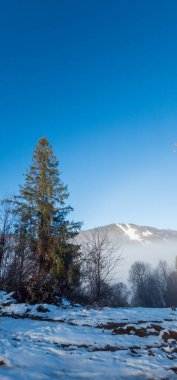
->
[[129, 260, 177, 308], [166, 270, 177, 307], [154, 260, 170, 306], [0, 198, 37, 294], [80, 229, 122, 303], [0, 199, 14, 286], [129, 261, 154, 306]]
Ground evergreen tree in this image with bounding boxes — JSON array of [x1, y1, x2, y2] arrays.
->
[[13, 137, 81, 302]]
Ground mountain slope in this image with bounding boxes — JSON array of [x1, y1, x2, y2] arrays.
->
[[78, 223, 177, 281]]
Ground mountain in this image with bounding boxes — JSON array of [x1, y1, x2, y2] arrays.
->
[[78, 223, 177, 282]]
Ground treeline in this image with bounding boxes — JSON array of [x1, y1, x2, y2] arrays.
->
[[129, 260, 177, 307], [0, 137, 177, 307]]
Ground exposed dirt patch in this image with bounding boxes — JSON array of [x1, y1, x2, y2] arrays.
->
[[113, 325, 136, 335], [36, 305, 49, 313], [97, 322, 128, 330], [59, 343, 89, 350], [150, 324, 164, 332], [162, 330, 177, 342], [113, 325, 160, 337], [168, 367, 177, 374], [97, 320, 164, 331], [92, 345, 119, 352], [0, 312, 65, 323], [55, 343, 130, 353]]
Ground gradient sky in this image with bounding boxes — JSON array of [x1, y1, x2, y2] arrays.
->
[[0, 0, 177, 230]]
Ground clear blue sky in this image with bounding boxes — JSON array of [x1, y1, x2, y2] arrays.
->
[[0, 0, 177, 230]]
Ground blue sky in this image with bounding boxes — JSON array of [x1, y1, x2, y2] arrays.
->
[[0, 0, 177, 230]]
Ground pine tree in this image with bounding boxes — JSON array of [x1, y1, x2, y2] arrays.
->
[[13, 137, 81, 302]]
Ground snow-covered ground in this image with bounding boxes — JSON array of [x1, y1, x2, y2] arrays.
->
[[0, 292, 177, 379]]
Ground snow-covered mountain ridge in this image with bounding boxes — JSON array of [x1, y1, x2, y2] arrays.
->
[[78, 223, 177, 281], [82, 223, 177, 244]]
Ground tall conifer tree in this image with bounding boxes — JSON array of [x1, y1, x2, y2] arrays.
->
[[14, 137, 81, 301]]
